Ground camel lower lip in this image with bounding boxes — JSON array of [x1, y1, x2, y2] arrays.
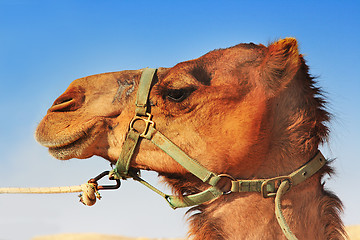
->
[[46, 126, 95, 160], [40, 132, 85, 149], [49, 135, 85, 151], [48, 134, 91, 160]]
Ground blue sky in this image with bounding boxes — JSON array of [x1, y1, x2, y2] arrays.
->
[[0, 1, 359, 239]]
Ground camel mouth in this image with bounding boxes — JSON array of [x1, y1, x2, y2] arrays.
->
[[42, 125, 97, 160]]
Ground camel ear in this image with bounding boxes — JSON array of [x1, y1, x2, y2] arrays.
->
[[260, 38, 301, 94]]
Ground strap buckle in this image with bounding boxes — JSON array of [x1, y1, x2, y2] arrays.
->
[[261, 176, 292, 198], [129, 113, 155, 138]]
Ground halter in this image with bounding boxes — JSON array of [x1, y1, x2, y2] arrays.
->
[[109, 68, 326, 239]]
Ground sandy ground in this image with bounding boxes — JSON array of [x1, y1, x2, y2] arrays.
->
[[32, 225, 360, 240], [347, 225, 360, 240], [32, 234, 184, 240]]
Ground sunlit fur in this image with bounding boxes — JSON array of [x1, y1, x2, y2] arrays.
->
[[36, 38, 345, 239]]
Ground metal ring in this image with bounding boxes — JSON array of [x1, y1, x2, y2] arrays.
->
[[217, 174, 236, 194], [218, 173, 236, 181]]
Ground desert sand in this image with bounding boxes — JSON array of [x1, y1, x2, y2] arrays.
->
[[32, 233, 184, 240], [347, 225, 360, 240], [32, 225, 359, 240]]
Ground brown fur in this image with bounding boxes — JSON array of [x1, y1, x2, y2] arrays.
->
[[36, 38, 345, 239]]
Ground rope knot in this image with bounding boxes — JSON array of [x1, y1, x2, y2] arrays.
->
[[79, 182, 101, 206]]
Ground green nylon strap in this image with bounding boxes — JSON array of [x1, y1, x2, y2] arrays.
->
[[129, 172, 168, 198], [143, 125, 221, 186], [135, 68, 157, 116], [130, 171, 223, 209], [113, 68, 157, 178], [131, 150, 324, 209], [275, 180, 298, 240], [230, 179, 275, 193], [114, 129, 141, 178], [166, 186, 223, 209], [230, 151, 326, 196], [289, 151, 326, 186]]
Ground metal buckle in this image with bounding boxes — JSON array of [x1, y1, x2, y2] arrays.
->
[[261, 176, 292, 198], [129, 113, 155, 137]]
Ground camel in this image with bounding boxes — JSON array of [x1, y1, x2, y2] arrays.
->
[[35, 38, 346, 240]]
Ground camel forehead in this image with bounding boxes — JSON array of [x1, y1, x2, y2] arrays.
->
[[174, 42, 265, 68], [158, 43, 265, 88]]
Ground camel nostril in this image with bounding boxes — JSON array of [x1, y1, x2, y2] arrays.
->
[[54, 97, 73, 106], [48, 87, 85, 113], [49, 98, 75, 112]]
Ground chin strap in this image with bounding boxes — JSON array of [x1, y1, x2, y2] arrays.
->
[[109, 68, 327, 239]]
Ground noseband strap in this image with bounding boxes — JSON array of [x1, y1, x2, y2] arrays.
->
[[113, 68, 157, 177]]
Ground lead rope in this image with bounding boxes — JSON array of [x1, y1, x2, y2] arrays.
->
[[0, 171, 120, 206], [0, 183, 99, 206], [275, 180, 298, 240]]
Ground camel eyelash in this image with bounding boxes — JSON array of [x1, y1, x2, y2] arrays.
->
[[163, 87, 197, 102]]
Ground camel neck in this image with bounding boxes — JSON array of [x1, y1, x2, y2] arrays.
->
[[189, 175, 326, 240]]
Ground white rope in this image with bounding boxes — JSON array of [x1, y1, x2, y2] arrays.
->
[[0, 185, 83, 194], [0, 183, 98, 206]]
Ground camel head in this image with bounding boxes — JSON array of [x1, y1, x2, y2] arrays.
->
[[36, 38, 343, 240], [36, 38, 328, 183]]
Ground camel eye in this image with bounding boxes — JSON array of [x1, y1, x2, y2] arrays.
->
[[165, 88, 195, 102]]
